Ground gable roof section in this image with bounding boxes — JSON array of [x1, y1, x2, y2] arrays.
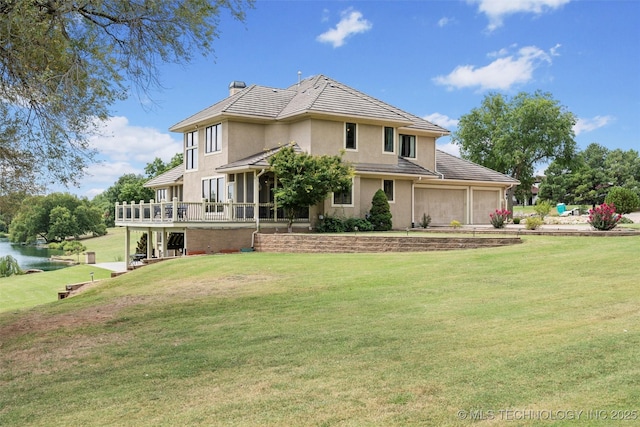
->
[[170, 75, 449, 134], [144, 165, 184, 188], [435, 150, 519, 184]]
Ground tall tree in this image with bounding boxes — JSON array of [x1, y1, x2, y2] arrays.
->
[[268, 144, 353, 230], [93, 173, 154, 227], [0, 0, 253, 186], [9, 193, 106, 243], [144, 153, 184, 178], [539, 143, 640, 206], [454, 91, 577, 211]]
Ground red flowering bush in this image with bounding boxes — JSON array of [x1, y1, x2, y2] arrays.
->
[[489, 209, 511, 228], [588, 203, 621, 231]]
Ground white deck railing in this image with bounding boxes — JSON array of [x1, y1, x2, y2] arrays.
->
[[114, 199, 309, 224]]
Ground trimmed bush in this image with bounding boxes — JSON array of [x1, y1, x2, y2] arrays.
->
[[316, 215, 346, 233], [604, 187, 640, 214], [369, 189, 392, 231], [344, 217, 374, 232]]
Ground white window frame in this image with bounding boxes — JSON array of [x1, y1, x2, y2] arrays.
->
[[383, 127, 395, 154], [399, 134, 416, 159], [205, 123, 222, 154], [185, 131, 198, 170], [382, 179, 395, 203], [345, 122, 357, 151], [202, 176, 225, 203], [331, 178, 355, 207]]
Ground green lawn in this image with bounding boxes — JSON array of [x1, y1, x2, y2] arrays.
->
[[0, 228, 125, 313], [1, 235, 639, 426]]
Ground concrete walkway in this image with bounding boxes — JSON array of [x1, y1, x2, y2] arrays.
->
[[93, 262, 128, 273]]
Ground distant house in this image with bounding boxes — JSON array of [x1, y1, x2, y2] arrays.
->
[[115, 75, 518, 259]]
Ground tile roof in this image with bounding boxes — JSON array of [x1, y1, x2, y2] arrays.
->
[[216, 144, 303, 171], [355, 157, 439, 177], [170, 75, 449, 134], [144, 165, 184, 188], [435, 150, 520, 184]]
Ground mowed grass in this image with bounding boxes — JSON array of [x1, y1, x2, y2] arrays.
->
[[0, 228, 125, 313], [0, 235, 639, 426]]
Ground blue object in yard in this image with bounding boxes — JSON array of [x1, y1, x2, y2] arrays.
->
[[556, 203, 566, 215]]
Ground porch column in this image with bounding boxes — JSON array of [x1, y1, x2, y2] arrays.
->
[[183, 228, 187, 256], [146, 227, 153, 259], [161, 228, 168, 258], [124, 227, 130, 269]]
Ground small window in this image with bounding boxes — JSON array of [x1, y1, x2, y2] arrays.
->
[[400, 134, 416, 158], [185, 131, 198, 170], [205, 123, 222, 153], [383, 180, 394, 202], [384, 127, 395, 153], [333, 188, 353, 206], [345, 122, 357, 150], [156, 188, 167, 202]]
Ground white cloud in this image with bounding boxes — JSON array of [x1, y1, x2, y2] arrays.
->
[[574, 115, 615, 135], [438, 17, 451, 27], [89, 116, 182, 163], [468, 0, 571, 31], [316, 9, 373, 48], [60, 116, 183, 198], [433, 45, 554, 91], [424, 113, 459, 129], [437, 141, 461, 157]]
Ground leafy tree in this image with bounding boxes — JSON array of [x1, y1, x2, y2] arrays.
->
[[369, 189, 393, 231], [0, 0, 253, 186], [454, 91, 577, 211], [539, 143, 640, 206], [605, 187, 640, 214], [9, 193, 105, 243], [268, 144, 353, 230], [93, 174, 154, 227], [145, 153, 184, 178]]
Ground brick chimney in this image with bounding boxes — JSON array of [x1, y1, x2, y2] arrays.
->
[[229, 81, 246, 96]]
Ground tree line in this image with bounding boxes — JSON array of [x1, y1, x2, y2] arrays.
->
[[2, 155, 181, 243]]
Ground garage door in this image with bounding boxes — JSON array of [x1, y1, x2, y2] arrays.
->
[[414, 188, 466, 225], [472, 190, 500, 224]]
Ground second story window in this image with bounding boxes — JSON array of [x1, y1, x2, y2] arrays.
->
[[400, 134, 416, 158], [345, 122, 357, 150], [205, 123, 222, 153], [186, 131, 198, 170], [384, 127, 395, 153]]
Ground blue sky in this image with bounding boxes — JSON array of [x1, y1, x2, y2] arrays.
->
[[76, 0, 640, 198]]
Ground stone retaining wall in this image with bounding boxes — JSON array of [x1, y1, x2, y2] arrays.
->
[[253, 233, 522, 253]]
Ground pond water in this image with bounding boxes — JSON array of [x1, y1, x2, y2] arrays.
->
[[0, 237, 68, 271]]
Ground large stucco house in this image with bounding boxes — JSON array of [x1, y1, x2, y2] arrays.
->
[[115, 75, 518, 261]]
